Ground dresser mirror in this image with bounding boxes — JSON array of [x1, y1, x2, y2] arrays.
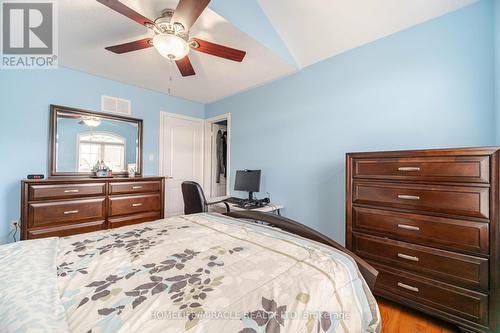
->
[[49, 105, 143, 177]]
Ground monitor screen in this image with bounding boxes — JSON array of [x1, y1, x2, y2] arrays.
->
[[234, 170, 261, 192]]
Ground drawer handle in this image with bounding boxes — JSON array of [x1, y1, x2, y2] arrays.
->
[[398, 194, 420, 200], [398, 253, 419, 262], [132, 186, 143, 189], [64, 189, 79, 193], [397, 224, 420, 231], [64, 210, 79, 215], [397, 282, 419, 293], [398, 167, 420, 172], [132, 203, 143, 207]]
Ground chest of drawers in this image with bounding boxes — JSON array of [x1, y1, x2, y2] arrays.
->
[[346, 148, 499, 333], [21, 177, 165, 240]]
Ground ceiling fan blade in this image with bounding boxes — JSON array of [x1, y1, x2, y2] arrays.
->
[[191, 38, 246, 62], [175, 56, 196, 77], [105, 38, 152, 54], [97, 0, 155, 27], [172, 0, 210, 30]]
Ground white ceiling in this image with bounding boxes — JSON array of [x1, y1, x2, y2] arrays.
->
[[257, 0, 478, 68], [59, 0, 296, 104], [59, 0, 478, 103]]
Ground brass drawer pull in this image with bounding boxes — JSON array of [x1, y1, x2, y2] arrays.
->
[[397, 224, 420, 231], [398, 194, 420, 200], [397, 282, 419, 293], [64, 189, 79, 193], [398, 253, 419, 262], [398, 167, 420, 171], [132, 203, 143, 207], [64, 210, 79, 215], [132, 186, 143, 189]]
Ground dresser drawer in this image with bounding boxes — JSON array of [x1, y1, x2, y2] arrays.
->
[[29, 183, 106, 200], [108, 211, 162, 228], [353, 181, 489, 219], [109, 181, 161, 195], [28, 221, 105, 239], [353, 233, 488, 290], [352, 207, 489, 255], [28, 198, 106, 226], [352, 156, 489, 183], [373, 263, 489, 325], [108, 194, 161, 216]]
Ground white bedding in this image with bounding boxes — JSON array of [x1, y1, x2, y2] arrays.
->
[[0, 213, 380, 333], [0, 237, 69, 333]]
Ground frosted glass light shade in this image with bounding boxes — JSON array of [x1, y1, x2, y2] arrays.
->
[[153, 34, 189, 60], [82, 117, 101, 127]]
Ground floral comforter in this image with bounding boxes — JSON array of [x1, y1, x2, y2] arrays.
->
[[0, 213, 380, 333]]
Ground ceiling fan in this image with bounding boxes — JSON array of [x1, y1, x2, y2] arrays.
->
[[97, 0, 246, 77]]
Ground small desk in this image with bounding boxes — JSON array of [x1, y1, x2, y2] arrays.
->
[[207, 196, 284, 215]]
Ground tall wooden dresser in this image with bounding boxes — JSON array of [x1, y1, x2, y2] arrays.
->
[[346, 148, 499, 333], [21, 177, 165, 240]]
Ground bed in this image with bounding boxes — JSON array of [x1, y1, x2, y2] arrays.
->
[[0, 212, 380, 333]]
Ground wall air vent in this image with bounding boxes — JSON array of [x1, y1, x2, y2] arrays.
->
[[101, 95, 131, 115]]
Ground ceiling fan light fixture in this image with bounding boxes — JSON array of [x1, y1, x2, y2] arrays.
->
[[152, 33, 189, 60], [80, 117, 102, 127]]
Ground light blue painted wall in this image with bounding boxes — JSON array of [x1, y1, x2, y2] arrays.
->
[[0, 67, 204, 244], [206, 0, 496, 244], [0, 1, 496, 245]]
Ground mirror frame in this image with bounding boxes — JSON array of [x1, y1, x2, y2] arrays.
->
[[49, 105, 143, 177]]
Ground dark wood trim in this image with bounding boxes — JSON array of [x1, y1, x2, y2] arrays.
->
[[346, 153, 353, 249], [375, 286, 489, 333], [346, 146, 500, 159], [20, 177, 164, 240], [346, 147, 500, 333], [353, 232, 489, 291], [489, 151, 499, 333], [49, 105, 143, 178], [224, 210, 378, 292], [23, 176, 155, 183], [20, 182, 28, 240], [27, 220, 106, 239], [160, 177, 165, 219]]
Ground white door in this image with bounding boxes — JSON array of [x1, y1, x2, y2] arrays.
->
[[160, 113, 204, 217]]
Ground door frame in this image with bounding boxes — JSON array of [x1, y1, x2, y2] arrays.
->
[[204, 113, 231, 198], [159, 112, 206, 213]]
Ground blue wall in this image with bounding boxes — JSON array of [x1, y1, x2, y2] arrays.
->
[[206, 0, 496, 244], [0, 67, 204, 243], [0, 1, 496, 245]]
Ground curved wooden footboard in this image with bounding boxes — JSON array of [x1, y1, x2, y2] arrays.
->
[[224, 210, 378, 292]]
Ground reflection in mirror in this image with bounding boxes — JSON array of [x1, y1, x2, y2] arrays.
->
[[51, 107, 142, 176], [77, 132, 126, 172]]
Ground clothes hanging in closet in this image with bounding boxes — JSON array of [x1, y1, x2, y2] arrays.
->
[[216, 130, 227, 183]]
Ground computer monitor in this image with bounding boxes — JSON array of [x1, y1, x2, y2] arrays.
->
[[234, 170, 261, 201]]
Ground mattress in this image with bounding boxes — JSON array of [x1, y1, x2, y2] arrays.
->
[[0, 213, 380, 333]]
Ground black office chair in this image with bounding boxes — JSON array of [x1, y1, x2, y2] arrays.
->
[[181, 181, 230, 215]]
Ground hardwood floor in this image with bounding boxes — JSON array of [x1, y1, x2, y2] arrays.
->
[[377, 298, 459, 333]]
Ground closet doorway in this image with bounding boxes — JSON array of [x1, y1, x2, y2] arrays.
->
[[204, 113, 231, 198]]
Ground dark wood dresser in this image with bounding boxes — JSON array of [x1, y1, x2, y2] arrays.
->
[[21, 177, 165, 240], [346, 147, 499, 333]]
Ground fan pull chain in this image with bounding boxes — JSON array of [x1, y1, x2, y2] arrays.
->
[[167, 60, 174, 95]]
